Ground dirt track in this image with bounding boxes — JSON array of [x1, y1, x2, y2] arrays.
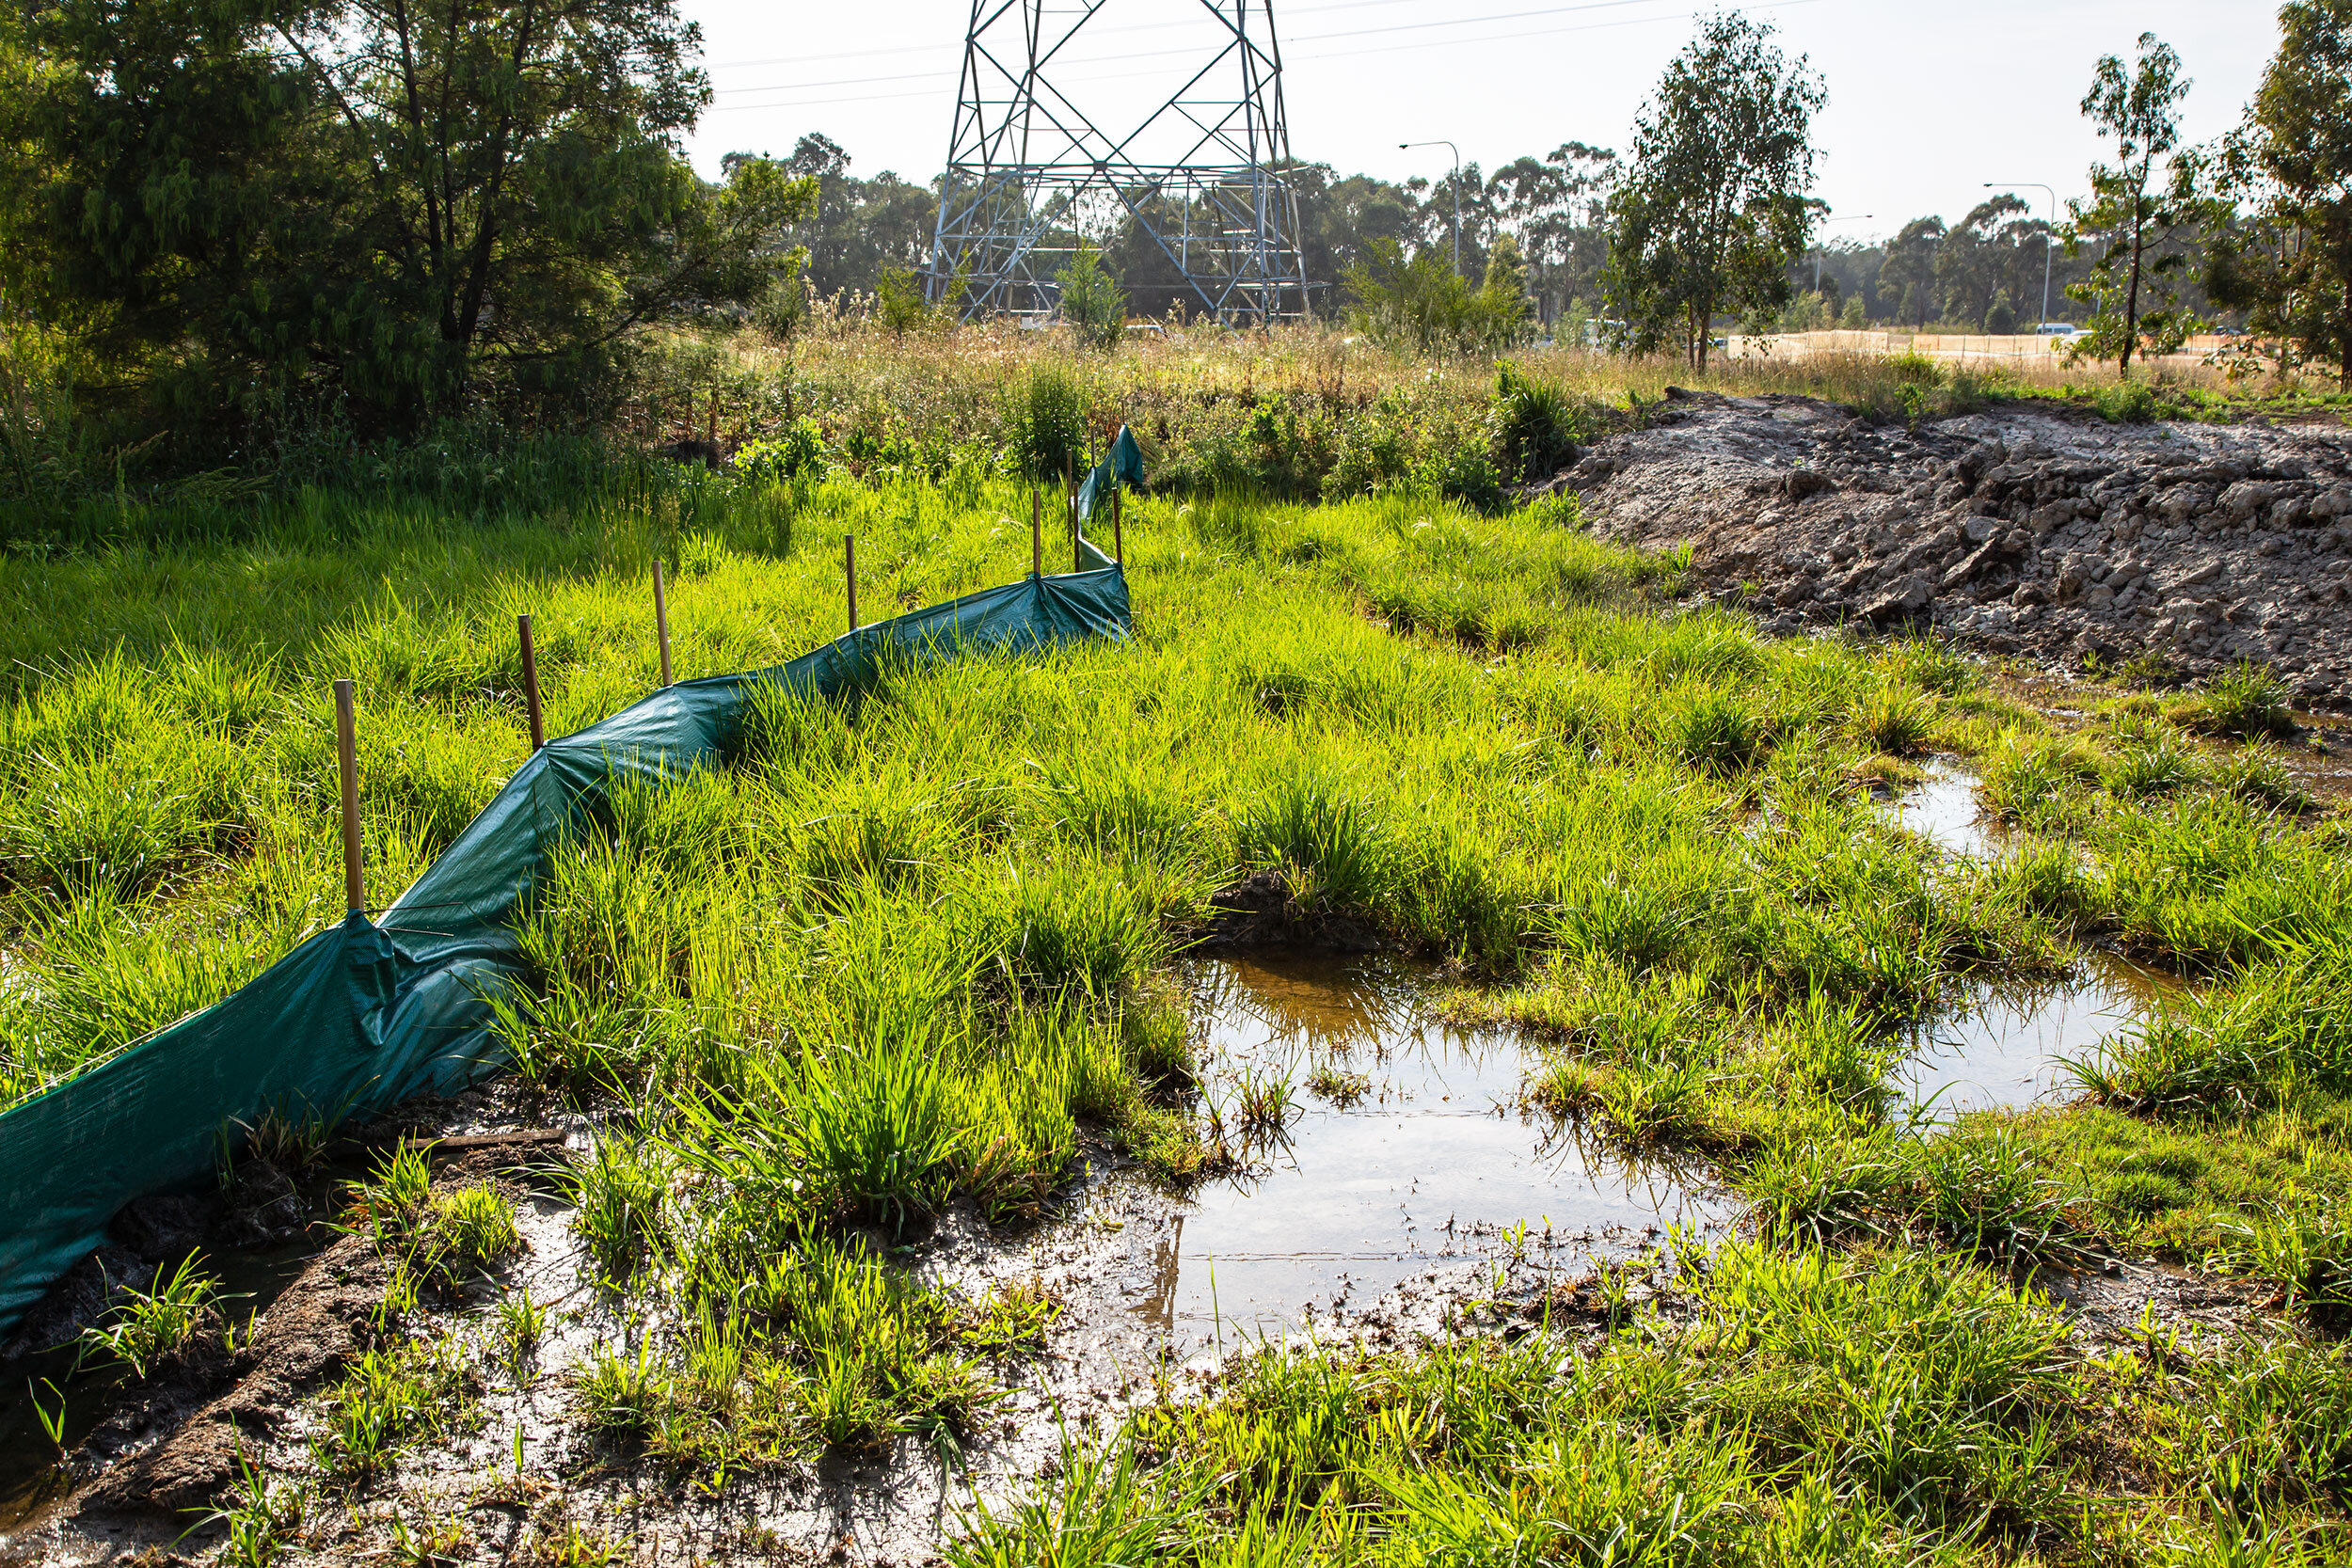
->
[[1551, 391, 2352, 701]]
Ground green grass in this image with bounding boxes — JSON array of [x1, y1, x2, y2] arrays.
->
[[78, 1250, 222, 1378], [11, 422, 2352, 1551]]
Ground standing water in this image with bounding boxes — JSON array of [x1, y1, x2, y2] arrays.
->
[[1135, 953, 1724, 1348]]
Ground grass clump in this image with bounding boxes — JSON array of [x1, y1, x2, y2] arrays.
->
[[80, 1252, 222, 1378], [2169, 660, 2296, 739]]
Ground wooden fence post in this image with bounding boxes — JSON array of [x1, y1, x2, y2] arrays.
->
[[517, 614, 545, 751], [334, 679, 363, 914], [653, 560, 674, 687], [1113, 484, 1124, 564], [1031, 486, 1042, 578], [845, 535, 858, 631]]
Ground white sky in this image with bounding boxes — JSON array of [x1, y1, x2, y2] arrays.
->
[[682, 0, 2280, 245]]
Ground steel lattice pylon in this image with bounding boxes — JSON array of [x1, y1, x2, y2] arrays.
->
[[927, 1, 1308, 325]]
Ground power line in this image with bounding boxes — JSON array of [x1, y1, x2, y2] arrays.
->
[[701, 0, 1484, 72], [703, 0, 1822, 115], [711, 0, 1704, 99]]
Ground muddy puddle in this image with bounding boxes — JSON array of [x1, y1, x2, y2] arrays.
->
[[1878, 758, 2189, 1117], [1887, 757, 2005, 860], [1899, 952, 2182, 1117], [1, 953, 1727, 1566], [1155, 953, 1723, 1348]]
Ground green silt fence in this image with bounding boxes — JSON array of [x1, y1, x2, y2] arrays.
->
[[0, 431, 1142, 1336]]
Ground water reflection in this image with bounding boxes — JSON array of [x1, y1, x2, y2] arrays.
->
[[1151, 953, 1725, 1347], [1888, 760, 2001, 860], [1899, 950, 2183, 1117]]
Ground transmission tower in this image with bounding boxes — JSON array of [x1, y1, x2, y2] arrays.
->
[[927, 2, 1308, 325]]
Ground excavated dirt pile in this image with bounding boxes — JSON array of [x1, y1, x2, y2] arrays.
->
[[1552, 390, 2352, 703]]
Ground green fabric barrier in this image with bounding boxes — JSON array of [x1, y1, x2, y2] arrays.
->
[[0, 456, 1137, 1337]]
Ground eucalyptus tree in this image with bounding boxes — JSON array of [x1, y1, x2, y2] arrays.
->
[[2067, 32, 2198, 375], [2204, 0, 2352, 385], [5, 0, 810, 432], [1600, 13, 1825, 369]]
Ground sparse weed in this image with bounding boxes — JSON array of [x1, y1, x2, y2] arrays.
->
[[426, 1183, 521, 1280], [1304, 1063, 1369, 1106], [578, 1340, 667, 1441], [80, 1252, 220, 1378], [197, 1450, 308, 1568], [495, 1287, 550, 1377], [314, 1338, 465, 1478], [565, 1135, 668, 1286], [343, 1144, 436, 1247], [389, 1509, 465, 1568]]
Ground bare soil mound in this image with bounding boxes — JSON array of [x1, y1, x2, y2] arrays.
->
[[1550, 391, 2352, 702]]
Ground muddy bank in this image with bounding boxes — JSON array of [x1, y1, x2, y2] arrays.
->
[[0, 950, 2277, 1566], [3, 957, 1727, 1565], [1555, 391, 2352, 700]]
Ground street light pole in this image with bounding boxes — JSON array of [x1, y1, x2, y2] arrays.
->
[[1401, 140, 1463, 277], [1984, 182, 2058, 327]]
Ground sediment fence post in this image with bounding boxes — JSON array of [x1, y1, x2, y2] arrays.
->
[[1113, 484, 1124, 564], [334, 678, 363, 914], [1031, 487, 1042, 578], [845, 535, 858, 631], [517, 614, 545, 752], [653, 560, 674, 687]]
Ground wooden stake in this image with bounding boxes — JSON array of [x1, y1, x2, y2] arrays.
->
[[1113, 484, 1124, 563], [517, 613, 545, 751], [1030, 487, 1042, 578], [653, 560, 673, 687], [845, 535, 858, 631], [334, 678, 363, 914]]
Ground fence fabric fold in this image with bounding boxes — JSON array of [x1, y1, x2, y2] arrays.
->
[[0, 467, 1135, 1337]]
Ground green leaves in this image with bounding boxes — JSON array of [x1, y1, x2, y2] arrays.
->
[[8, 0, 813, 430], [1601, 12, 1825, 369]]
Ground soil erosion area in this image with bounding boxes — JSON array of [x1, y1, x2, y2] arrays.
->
[[1555, 391, 2352, 702]]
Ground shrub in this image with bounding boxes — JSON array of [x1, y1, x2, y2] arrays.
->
[[733, 419, 828, 483], [1008, 367, 1089, 483], [1055, 242, 1127, 350], [1489, 360, 1584, 483]]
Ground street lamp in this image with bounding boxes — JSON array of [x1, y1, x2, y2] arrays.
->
[[1400, 140, 1463, 277], [1813, 214, 1875, 292], [1984, 182, 2058, 328]]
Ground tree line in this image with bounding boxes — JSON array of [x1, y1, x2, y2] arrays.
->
[[0, 0, 2346, 459]]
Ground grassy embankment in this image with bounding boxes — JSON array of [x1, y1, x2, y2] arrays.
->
[[6, 341, 2351, 1560]]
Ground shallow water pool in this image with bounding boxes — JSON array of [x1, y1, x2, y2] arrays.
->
[[1140, 952, 1726, 1346]]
